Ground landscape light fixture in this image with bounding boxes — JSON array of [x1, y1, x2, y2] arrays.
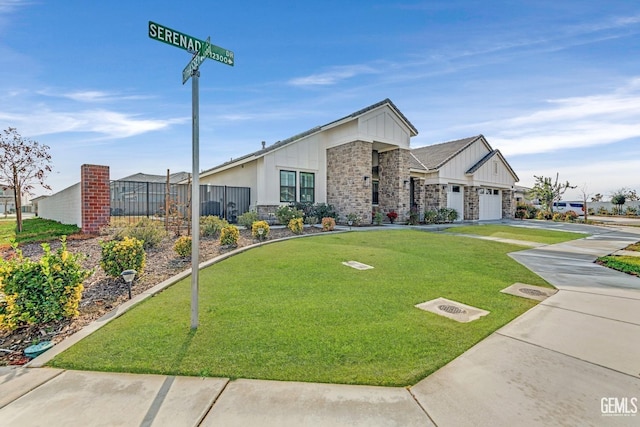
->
[[121, 269, 137, 300]]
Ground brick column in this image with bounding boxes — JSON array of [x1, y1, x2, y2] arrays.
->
[[81, 164, 110, 234]]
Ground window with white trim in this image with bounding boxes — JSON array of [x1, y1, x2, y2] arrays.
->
[[280, 170, 296, 202]]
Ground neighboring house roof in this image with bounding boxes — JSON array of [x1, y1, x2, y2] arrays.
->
[[199, 98, 418, 178], [411, 135, 483, 170], [116, 172, 190, 183]]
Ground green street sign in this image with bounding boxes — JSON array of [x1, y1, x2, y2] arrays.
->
[[148, 21, 234, 66], [182, 38, 211, 84]]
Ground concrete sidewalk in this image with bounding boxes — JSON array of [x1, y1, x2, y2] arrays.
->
[[1, 222, 639, 426]]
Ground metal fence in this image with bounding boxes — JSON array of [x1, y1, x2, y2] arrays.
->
[[110, 180, 250, 223]]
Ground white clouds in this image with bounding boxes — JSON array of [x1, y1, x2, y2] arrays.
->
[[474, 78, 640, 156], [0, 0, 26, 13], [0, 108, 188, 139], [288, 64, 380, 87]]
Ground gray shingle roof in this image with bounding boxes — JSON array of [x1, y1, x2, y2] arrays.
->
[[411, 135, 484, 170]]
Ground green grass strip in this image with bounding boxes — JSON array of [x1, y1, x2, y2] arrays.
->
[[597, 256, 640, 276], [50, 229, 550, 386], [0, 218, 80, 245], [446, 224, 585, 244]]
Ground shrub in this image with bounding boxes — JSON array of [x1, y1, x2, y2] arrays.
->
[[625, 206, 638, 216], [288, 217, 304, 234], [100, 236, 146, 278], [536, 210, 552, 220], [564, 210, 578, 222], [118, 217, 166, 249], [408, 207, 420, 225], [424, 210, 437, 224], [597, 206, 609, 216], [292, 201, 315, 218], [446, 208, 459, 222], [201, 215, 229, 238], [0, 238, 92, 330], [275, 205, 304, 225], [346, 213, 360, 226], [552, 212, 564, 222], [387, 211, 398, 223], [373, 211, 384, 226], [311, 203, 337, 220], [524, 204, 539, 219], [304, 216, 318, 226], [321, 217, 336, 231], [251, 220, 270, 240], [220, 225, 240, 246], [515, 207, 526, 220], [237, 210, 259, 230], [173, 236, 192, 258]]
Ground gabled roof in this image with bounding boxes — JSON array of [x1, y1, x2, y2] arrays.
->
[[199, 98, 417, 177], [411, 135, 485, 170], [465, 149, 519, 181]]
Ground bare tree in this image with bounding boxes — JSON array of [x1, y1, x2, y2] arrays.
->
[[0, 127, 52, 232], [579, 184, 592, 222], [528, 173, 576, 213]]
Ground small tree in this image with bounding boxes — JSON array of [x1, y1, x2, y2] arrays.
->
[[610, 189, 627, 215], [528, 173, 575, 213], [0, 127, 52, 232], [591, 193, 603, 202]]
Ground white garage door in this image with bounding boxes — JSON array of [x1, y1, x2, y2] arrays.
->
[[479, 188, 502, 220], [447, 185, 464, 221]]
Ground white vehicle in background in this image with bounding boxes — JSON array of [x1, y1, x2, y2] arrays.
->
[[533, 201, 585, 216], [553, 201, 585, 215]]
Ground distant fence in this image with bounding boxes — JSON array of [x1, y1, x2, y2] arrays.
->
[[110, 180, 250, 223]]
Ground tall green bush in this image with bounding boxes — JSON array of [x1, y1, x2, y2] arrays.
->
[[275, 205, 304, 225], [201, 215, 229, 237], [117, 217, 166, 249], [0, 238, 92, 330], [100, 236, 146, 278], [237, 210, 259, 229]]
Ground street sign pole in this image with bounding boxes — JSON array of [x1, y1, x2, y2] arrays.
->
[[149, 21, 233, 330], [190, 67, 200, 330]]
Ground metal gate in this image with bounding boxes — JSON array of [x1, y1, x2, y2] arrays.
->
[[110, 180, 250, 223]]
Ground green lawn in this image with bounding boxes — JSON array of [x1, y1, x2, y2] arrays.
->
[[0, 218, 80, 246], [445, 224, 586, 244], [50, 229, 551, 386]]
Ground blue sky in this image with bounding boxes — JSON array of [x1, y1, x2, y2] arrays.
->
[[1, 0, 639, 200]]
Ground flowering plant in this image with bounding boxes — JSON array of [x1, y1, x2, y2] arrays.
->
[[387, 211, 398, 223]]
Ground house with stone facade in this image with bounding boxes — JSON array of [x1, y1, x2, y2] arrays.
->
[[198, 99, 519, 224]]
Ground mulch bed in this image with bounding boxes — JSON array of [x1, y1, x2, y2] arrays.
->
[[0, 226, 323, 366]]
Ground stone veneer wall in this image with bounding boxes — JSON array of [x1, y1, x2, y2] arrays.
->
[[424, 184, 447, 212], [81, 164, 110, 234], [464, 186, 480, 220], [378, 149, 410, 222], [502, 190, 514, 219], [326, 141, 372, 224], [411, 178, 426, 221], [257, 205, 279, 224]]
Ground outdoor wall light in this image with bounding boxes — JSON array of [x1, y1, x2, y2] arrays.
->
[[404, 180, 409, 188], [121, 269, 137, 300]]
